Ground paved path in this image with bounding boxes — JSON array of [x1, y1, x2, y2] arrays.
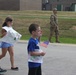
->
[[0, 41, 76, 75]]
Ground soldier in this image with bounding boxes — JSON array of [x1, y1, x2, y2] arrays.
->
[[49, 8, 60, 43]]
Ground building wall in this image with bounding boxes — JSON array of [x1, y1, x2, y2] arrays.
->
[[55, 0, 76, 11], [0, 0, 20, 10], [0, 0, 42, 10], [0, 0, 75, 11], [20, 0, 42, 10], [20, 0, 26, 10], [42, 0, 76, 11]]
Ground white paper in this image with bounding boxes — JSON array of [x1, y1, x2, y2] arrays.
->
[[0, 26, 22, 44]]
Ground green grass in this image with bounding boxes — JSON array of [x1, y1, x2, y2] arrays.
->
[[0, 10, 76, 44], [59, 37, 76, 44], [21, 35, 76, 44]]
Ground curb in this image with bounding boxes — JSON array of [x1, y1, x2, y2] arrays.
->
[[18, 40, 76, 47]]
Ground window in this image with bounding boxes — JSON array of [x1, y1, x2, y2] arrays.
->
[[57, 0, 59, 2]]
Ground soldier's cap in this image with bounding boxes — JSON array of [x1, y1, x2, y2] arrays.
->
[[53, 8, 57, 11]]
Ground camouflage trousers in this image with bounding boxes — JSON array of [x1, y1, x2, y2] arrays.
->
[[50, 26, 59, 36], [48, 25, 60, 42]]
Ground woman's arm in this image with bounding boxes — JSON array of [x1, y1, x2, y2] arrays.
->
[[1, 29, 7, 37]]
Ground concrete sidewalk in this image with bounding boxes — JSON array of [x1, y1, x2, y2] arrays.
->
[[0, 41, 76, 75]]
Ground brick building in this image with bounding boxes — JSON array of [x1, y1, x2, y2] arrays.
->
[[0, 0, 76, 11], [42, 0, 76, 11], [0, 0, 42, 10]]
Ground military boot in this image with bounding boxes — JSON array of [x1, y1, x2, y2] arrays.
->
[[55, 35, 60, 43]]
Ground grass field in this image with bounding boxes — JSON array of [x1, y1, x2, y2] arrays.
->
[[0, 10, 76, 44]]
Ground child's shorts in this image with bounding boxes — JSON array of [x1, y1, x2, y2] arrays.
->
[[1, 42, 13, 48]]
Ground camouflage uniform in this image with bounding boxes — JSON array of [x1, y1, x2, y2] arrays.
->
[[49, 14, 60, 42]]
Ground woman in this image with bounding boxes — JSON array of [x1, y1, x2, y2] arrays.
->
[[0, 17, 18, 70]]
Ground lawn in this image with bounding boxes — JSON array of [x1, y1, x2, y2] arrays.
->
[[0, 10, 76, 44]]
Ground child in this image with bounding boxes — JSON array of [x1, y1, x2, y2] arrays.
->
[[0, 17, 19, 70], [27, 23, 46, 75]]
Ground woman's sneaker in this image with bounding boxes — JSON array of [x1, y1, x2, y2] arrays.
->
[[0, 67, 7, 74]]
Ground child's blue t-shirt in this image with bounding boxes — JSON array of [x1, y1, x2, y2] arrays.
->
[[27, 38, 42, 68]]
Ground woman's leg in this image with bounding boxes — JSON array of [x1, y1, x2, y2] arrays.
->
[[8, 46, 18, 70], [0, 48, 8, 59], [8, 46, 14, 68]]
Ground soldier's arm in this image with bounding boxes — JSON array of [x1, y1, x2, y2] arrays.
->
[[50, 15, 57, 26]]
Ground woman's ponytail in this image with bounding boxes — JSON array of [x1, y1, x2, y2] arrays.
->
[[2, 17, 13, 27], [2, 22, 7, 27]]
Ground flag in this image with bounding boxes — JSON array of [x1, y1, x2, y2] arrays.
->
[[40, 41, 49, 48]]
